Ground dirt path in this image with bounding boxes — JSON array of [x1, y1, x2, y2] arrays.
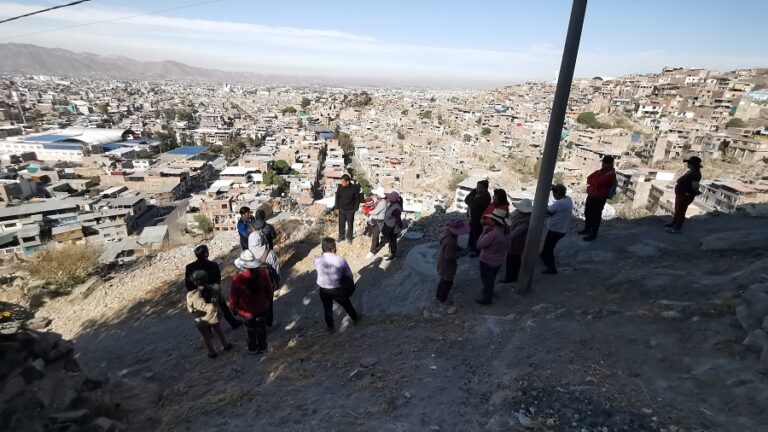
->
[[57, 213, 768, 431]]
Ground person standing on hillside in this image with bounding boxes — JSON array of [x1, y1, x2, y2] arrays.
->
[[501, 198, 533, 283], [366, 188, 387, 259], [187, 270, 232, 358], [247, 226, 281, 328], [253, 209, 278, 250], [540, 185, 573, 275], [475, 208, 512, 305], [579, 156, 617, 241], [464, 179, 491, 257], [482, 189, 510, 227], [668, 156, 703, 233], [184, 245, 240, 330], [382, 191, 403, 261], [237, 206, 255, 250], [333, 174, 361, 243], [230, 251, 274, 354], [436, 218, 470, 303], [314, 238, 360, 332]]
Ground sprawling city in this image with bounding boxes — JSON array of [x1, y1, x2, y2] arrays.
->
[[1, 1, 767, 431]]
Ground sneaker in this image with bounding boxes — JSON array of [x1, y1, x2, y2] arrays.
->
[[365, 252, 375, 259], [385, 254, 396, 261], [248, 349, 265, 355], [582, 235, 597, 242]]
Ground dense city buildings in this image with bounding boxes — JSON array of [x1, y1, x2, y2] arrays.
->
[[0, 66, 766, 258]]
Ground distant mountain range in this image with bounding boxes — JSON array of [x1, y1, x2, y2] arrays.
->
[[0, 43, 322, 84]]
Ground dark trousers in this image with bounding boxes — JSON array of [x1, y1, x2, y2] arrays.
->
[[468, 221, 482, 253], [479, 261, 501, 302], [338, 209, 356, 241], [584, 197, 607, 236], [671, 194, 695, 230], [241, 315, 267, 352], [435, 278, 454, 302], [540, 230, 566, 272], [213, 288, 241, 330], [239, 235, 248, 250], [504, 254, 522, 282], [318, 287, 358, 329], [382, 224, 398, 256], [369, 222, 382, 253]]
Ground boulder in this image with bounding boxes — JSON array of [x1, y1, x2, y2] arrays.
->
[[736, 283, 768, 332], [88, 417, 124, 432], [735, 203, 768, 218], [49, 409, 90, 424], [24, 316, 52, 330], [700, 230, 768, 251]]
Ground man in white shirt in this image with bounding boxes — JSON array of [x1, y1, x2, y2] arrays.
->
[[314, 238, 360, 332], [540, 184, 573, 275]]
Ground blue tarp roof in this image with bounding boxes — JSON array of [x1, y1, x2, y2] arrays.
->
[[167, 146, 208, 155], [319, 132, 336, 139]]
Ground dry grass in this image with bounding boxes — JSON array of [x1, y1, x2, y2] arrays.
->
[[18, 243, 100, 294]]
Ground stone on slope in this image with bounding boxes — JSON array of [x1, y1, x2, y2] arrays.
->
[[700, 230, 768, 251], [736, 283, 768, 332]]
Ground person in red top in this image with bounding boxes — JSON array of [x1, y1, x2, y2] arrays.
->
[[482, 189, 510, 227], [579, 155, 617, 241], [230, 250, 274, 354]]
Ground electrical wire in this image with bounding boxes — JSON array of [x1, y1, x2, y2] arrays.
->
[[0, 0, 222, 41], [0, 0, 93, 25]]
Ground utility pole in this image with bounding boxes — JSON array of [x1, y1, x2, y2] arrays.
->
[[517, 0, 588, 294]]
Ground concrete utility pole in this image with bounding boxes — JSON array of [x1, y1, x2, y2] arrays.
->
[[517, 0, 588, 294]]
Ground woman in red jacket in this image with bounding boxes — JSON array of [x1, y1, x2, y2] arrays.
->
[[579, 156, 617, 241], [230, 250, 274, 355], [482, 189, 510, 228]]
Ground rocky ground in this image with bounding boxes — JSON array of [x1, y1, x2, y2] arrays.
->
[[4, 208, 768, 431]]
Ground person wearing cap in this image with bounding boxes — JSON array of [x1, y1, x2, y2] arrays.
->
[[332, 174, 361, 243], [314, 238, 360, 331], [253, 209, 278, 250], [501, 198, 533, 283], [247, 225, 281, 327], [184, 245, 240, 330], [541, 184, 573, 275], [382, 191, 404, 261], [436, 218, 470, 303], [475, 208, 512, 305], [187, 270, 232, 358], [237, 206, 255, 250], [230, 250, 274, 354], [366, 187, 387, 259], [464, 180, 491, 256], [668, 156, 703, 233], [579, 156, 617, 241]]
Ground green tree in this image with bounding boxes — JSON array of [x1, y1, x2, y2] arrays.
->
[[463, 133, 472, 142], [481, 127, 492, 136], [448, 172, 468, 191], [357, 176, 372, 195], [263, 172, 287, 189], [401, 109, 408, 115], [179, 132, 194, 146], [397, 131, 405, 140], [193, 214, 214, 239], [576, 112, 609, 129], [297, 118, 303, 129], [155, 131, 179, 152], [420, 110, 433, 120], [301, 97, 311, 109], [282, 106, 297, 115], [222, 137, 247, 163], [726, 118, 746, 128], [272, 159, 297, 175]]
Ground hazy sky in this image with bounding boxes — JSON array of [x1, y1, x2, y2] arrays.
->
[[1, 0, 766, 87]]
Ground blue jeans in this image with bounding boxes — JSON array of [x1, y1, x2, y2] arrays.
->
[[479, 261, 501, 303]]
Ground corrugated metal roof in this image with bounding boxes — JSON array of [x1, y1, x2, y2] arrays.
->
[[137, 225, 169, 245], [167, 146, 208, 155]]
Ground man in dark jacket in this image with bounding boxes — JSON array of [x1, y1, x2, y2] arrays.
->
[[253, 209, 278, 249], [236, 206, 254, 250], [668, 156, 703, 233], [332, 174, 361, 243], [464, 179, 491, 256], [579, 156, 617, 242], [185, 245, 240, 329]]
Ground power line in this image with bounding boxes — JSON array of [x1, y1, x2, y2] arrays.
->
[[0, 0, 93, 25], [0, 0, 222, 41]]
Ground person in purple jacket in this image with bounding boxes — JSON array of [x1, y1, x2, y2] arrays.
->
[[474, 208, 512, 305]]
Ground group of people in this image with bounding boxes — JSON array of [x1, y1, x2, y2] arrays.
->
[[184, 156, 704, 356], [436, 155, 703, 305]]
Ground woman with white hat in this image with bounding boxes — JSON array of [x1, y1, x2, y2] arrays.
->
[[501, 199, 533, 283], [229, 250, 274, 354], [475, 208, 512, 305]]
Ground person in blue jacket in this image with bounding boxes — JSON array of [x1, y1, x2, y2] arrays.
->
[[237, 206, 254, 250]]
